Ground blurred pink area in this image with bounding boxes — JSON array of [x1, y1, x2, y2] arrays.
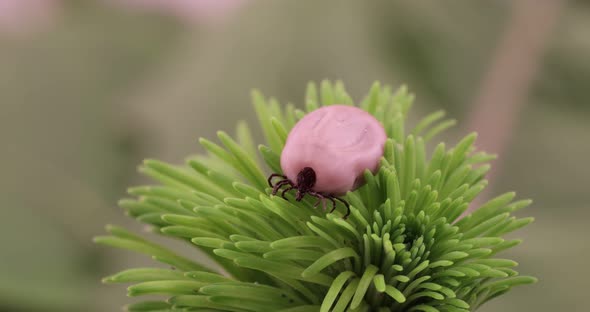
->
[[106, 0, 247, 25], [0, 0, 59, 34]]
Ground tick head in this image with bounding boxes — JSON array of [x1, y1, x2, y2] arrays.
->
[[295, 167, 316, 200]]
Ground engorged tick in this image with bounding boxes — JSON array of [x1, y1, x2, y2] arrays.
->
[[268, 105, 387, 218]]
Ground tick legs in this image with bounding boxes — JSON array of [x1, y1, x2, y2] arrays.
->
[[271, 179, 290, 194], [268, 173, 350, 219], [271, 179, 294, 197], [268, 173, 297, 199], [312, 192, 327, 211], [308, 191, 350, 219], [281, 186, 296, 199], [268, 173, 288, 187], [333, 197, 351, 219]]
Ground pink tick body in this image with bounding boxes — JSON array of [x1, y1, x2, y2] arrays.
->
[[268, 105, 387, 218]]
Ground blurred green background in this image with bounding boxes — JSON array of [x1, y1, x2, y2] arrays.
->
[[1, 0, 588, 311]]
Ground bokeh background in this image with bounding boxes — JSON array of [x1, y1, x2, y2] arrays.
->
[[1, 0, 588, 311]]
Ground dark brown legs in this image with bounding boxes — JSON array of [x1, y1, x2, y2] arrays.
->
[[268, 173, 288, 187], [268, 174, 294, 199], [333, 196, 351, 219], [309, 190, 351, 219], [268, 174, 350, 219]]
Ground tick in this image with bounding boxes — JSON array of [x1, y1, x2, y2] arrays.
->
[[268, 105, 387, 218]]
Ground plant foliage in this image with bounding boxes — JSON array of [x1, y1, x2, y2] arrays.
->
[[95, 81, 536, 311]]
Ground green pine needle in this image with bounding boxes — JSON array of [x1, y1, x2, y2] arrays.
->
[[96, 80, 537, 312]]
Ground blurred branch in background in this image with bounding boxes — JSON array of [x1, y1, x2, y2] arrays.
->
[[464, 0, 564, 215]]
